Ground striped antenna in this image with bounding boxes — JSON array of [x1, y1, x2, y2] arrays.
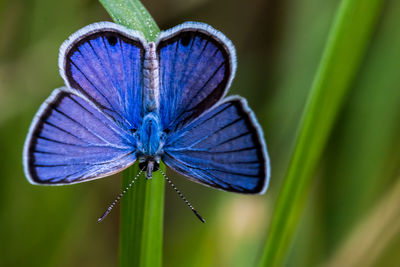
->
[[98, 169, 144, 222], [158, 168, 205, 223]]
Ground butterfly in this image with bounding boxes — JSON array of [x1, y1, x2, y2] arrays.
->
[[23, 21, 270, 197]]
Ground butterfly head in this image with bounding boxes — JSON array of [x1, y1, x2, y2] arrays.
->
[[139, 156, 160, 179]]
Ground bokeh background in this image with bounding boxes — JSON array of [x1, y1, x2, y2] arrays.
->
[[1, 0, 400, 266]]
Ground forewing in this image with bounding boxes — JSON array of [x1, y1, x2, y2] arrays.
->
[[162, 97, 270, 194], [59, 22, 146, 131], [156, 22, 236, 131], [23, 88, 136, 185]]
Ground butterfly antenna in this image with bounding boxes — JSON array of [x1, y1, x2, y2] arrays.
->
[[97, 169, 144, 222], [158, 169, 205, 223]]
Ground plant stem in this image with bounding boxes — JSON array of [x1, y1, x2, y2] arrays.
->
[[119, 163, 165, 267], [259, 0, 384, 266], [99, 1, 164, 266]]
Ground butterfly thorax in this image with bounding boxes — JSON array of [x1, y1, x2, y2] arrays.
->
[[136, 112, 164, 156]]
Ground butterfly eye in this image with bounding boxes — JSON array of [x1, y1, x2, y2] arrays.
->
[[180, 32, 192, 46], [106, 35, 118, 46], [163, 129, 170, 135], [130, 128, 137, 134]]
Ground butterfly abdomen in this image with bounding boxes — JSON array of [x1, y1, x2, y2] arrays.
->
[[143, 42, 160, 113]]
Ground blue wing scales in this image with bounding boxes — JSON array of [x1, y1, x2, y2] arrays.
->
[[162, 97, 269, 194], [156, 22, 236, 130], [60, 22, 146, 131], [23, 88, 136, 184]]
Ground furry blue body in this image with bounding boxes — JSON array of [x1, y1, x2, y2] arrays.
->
[[137, 112, 163, 157]]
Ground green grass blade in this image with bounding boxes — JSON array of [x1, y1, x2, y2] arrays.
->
[[98, 1, 164, 266], [99, 0, 160, 41], [119, 163, 165, 267], [324, 0, 400, 252], [259, 0, 385, 266]]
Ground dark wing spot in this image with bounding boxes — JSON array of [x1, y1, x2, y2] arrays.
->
[[106, 35, 118, 46], [180, 32, 193, 47]]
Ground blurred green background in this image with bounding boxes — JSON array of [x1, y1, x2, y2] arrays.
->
[[1, 0, 400, 266]]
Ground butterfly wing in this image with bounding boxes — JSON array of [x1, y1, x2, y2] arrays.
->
[[60, 22, 146, 131], [156, 22, 236, 131], [162, 97, 270, 194], [24, 22, 146, 185], [23, 88, 137, 185]]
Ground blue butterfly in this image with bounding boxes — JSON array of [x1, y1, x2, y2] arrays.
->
[[23, 22, 270, 195]]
